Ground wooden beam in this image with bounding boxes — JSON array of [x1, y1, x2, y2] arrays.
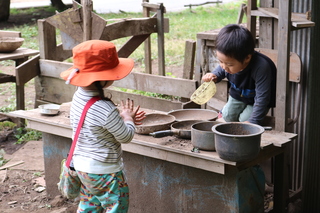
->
[[157, 3, 165, 76], [38, 19, 57, 60], [143, 0, 152, 74], [118, 34, 150, 58], [15, 55, 40, 86], [112, 72, 197, 98], [247, 0, 257, 38], [99, 17, 169, 41], [275, 0, 291, 132], [82, 0, 93, 41], [183, 40, 196, 80]]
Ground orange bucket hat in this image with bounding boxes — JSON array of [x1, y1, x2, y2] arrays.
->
[[60, 40, 134, 87]]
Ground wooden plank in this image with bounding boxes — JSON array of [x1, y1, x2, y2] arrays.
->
[[258, 7, 315, 28], [105, 88, 184, 111], [194, 38, 203, 83], [123, 140, 225, 174], [275, 0, 291, 132], [118, 34, 150, 58], [15, 54, 40, 86], [258, 0, 274, 49], [183, 40, 196, 80], [112, 72, 197, 98], [141, 2, 166, 12], [157, 3, 166, 76], [38, 19, 58, 60], [0, 48, 39, 61], [99, 18, 169, 41], [39, 59, 73, 78], [45, 8, 84, 43], [0, 30, 21, 38], [54, 44, 73, 61], [143, 0, 152, 74], [35, 76, 76, 104], [82, 0, 93, 41], [247, 0, 257, 39], [255, 48, 301, 82]]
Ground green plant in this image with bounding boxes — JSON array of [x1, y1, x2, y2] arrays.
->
[[14, 127, 42, 144], [0, 121, 16, 131], [0, 149, 9, 167]]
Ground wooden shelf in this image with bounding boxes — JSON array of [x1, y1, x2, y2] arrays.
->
[[251, 7, 315, 28]]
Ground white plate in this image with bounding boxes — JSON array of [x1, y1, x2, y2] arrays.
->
[[38, 104, 61, 115]]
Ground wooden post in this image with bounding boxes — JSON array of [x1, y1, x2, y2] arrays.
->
[[274, 1, 292, 212], [183, 40, 196, 80], [143, 0, 152, 74], [157, 3, 165, 76], [275, 0, 291, 132], [82, 0, 93, 41], [247, 0, 257, 39], [38, 19, 57, 60]]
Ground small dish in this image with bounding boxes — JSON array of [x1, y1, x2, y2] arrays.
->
[[38, 104, 61, 115]]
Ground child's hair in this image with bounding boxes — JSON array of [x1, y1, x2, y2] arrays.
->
[[215, 24, 255, 63], [94, 81, 115, 105]]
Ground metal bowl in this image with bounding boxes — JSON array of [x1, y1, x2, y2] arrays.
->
[[135, 113, 176, 135], [38, 104, 61, 115], [212, 122, 265, 162], [168, 109, 218, 122], [0, 37, 24, 53]]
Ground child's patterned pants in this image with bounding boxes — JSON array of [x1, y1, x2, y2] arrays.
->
[[75, 170, 129, 213]]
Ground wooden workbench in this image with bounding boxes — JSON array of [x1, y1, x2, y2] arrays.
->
[[8, 105, 297, 213]]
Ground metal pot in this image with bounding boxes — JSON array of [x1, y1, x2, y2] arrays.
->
[[149, 120, 203, 139], [135, 113, 175, 134], [168, 109, 218, 122], [191, 121, 222, 151], [212, 122, 265, 162]]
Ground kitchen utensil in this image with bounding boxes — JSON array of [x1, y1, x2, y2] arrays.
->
[[191, 121, 222, 151], [149, 120, 203, 139], [0, 37, 24, 53], [168, 109, 218, 122], [190, 81, 216, 105], [135, 113, 175, 135], [212, 122, 265, 162], [38, 103, 61, 115]]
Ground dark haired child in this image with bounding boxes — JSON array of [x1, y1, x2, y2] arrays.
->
[[202, 24, 277, 125]]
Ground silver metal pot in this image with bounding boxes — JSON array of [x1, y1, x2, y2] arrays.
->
[[212, 122, 265, 162], [191, 121, 222, 151]]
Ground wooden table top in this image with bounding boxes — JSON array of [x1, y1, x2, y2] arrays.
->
[[7, 104, 297, 174]]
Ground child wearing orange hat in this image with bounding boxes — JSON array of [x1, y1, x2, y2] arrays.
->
[[60, 40, 146, 212]]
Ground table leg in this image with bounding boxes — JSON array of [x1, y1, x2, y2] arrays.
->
[[273, 146, 289, 212]]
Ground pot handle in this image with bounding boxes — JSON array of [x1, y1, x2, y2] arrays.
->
[[149, 130, 174, 138], [263, 126, 272, 130]]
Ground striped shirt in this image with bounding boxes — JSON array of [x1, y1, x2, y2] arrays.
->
[[70, 87, 135, 168]]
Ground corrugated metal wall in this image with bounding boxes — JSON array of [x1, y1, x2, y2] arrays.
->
[[289, 0, 312, 191]]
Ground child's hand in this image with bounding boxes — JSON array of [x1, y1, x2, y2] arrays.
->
[[202, 73, 217, 82], [120, 98, 146, 125], [133, 107, 146, 125]]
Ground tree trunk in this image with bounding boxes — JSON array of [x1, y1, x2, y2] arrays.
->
[[50, 0, 67, 11], [50, 0, 81, 11], [0, 0, 10, 22]]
